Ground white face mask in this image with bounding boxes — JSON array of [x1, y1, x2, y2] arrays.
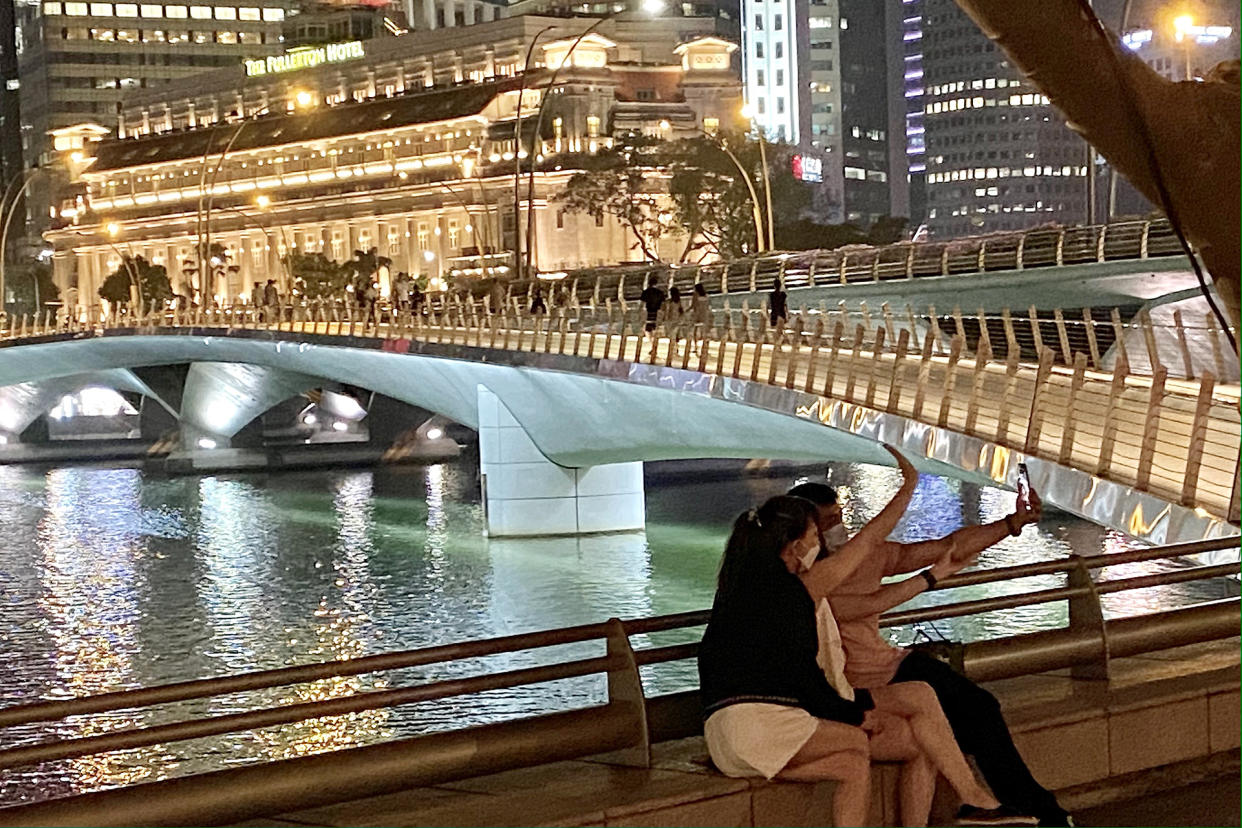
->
[[823, 523, 850, 552], [799, 545, 820, 572]]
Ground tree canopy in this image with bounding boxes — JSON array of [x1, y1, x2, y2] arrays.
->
[[285, 252, 352, 300], [98, 255, 172, 306]]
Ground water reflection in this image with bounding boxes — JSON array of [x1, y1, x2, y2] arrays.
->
[[0, 458, 1230, 803]]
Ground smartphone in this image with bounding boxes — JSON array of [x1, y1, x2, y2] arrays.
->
[[1016, 463, 1031, 510]]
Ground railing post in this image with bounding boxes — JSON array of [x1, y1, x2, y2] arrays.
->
[[838, 252, 849, 285], [842, 324, 865, 401], [887, 327, 911, 415], [1135, 366, 1167, 492], [976, 239, 986, 272], [1059, 353, 1089, 465], [1023, 347, 1056, 455], [822, 318, 845, 397], [1204, 312, 1228, 378], [1015, 233, 1025, 270], [1110, 308, 1130, 366], [1066, 556, 1110, 680], [1172, 310, 1195, 379], [748, 260, 757, 293], [719, 266, 728, 295], [1053, 308, 1073, 365], [807, 254, 818, 287], [1055, 228, 1065, 266], [1140, 220, 1150, 258], [1001, 307, 1018, 361], [975, 308, 991, 355], [904, 244, 915, 278], [963, 339, 992, 435], [881, 302, 897, 345], [911, 327, 936, 421], [602, 619, 650, 768], [750, 316, 767, 382], [1082, 308, 1101, 369], [951, 306, 966, 344], [937, 334, 964, 428], [1095, 351, 1129, 478], [1180, 373, 1216, 507], [805, 318, 824, 392], [1139, 309, 1162, 374], [1028, 306, 1044, 355], [1095, 224, 1108, 261], [865, 325, 886, 408]]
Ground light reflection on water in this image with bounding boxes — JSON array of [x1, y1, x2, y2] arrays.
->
[[0, 458, 1233, 803]]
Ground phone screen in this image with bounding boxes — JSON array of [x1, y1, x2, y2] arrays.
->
[[1016, 463, 1031, 509]]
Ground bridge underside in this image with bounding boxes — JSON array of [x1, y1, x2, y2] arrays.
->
[[0, 334, 1230, 544]]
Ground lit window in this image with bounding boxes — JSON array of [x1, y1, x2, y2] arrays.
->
[[447, 219, 459, 248], [189, 4, 210, 17], [115, 2, 136, 14], [139, 2, 159, 14], [238, 5, 258, 18], [703, 116, 719, 134], [586, 115, 600, 137], [844, 166, 865, 180], [387, 226, 400, 254], [260, 7, 282, 20], [756, 69, 764, 86], [164, 3, 186, 15], [417, 222, 429, 248], [331, 232, 344, 260], [773, 13, 782, 29], [44, 1, 63, 14], [88, 2, 111, 13], [214, 5, 235, 19], [217, 30, 236, 42], [839, 16, 847, 28]]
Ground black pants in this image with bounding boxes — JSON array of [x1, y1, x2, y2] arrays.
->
[[892, 650, 1066, 822]]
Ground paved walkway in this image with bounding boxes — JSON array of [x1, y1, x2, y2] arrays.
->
[[1077, 776, 1240, 827]]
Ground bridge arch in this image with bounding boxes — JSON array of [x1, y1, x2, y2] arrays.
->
[[0, 332, 1230, 545]]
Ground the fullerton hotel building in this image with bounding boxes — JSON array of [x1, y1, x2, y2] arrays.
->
[[44, 12, 742, 309]]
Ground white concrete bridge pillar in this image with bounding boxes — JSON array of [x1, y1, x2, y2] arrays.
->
[[478, 386, 645, 537]]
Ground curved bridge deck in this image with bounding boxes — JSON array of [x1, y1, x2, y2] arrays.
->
[[1, 304, 1238, 534]]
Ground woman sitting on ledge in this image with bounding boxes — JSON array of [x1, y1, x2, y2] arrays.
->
[[698, 447, 1033, 827]]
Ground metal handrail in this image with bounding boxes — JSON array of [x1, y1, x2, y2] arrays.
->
[[2, 537, 1235, 753]]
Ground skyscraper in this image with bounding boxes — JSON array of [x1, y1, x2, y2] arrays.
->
[[919, 0, 1088, 238], [740, 0, 905, 225]]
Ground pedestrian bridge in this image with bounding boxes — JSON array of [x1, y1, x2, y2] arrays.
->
[[0, 293, 1236, 545]]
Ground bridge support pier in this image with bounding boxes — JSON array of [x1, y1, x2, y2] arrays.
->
[[478, 387, 645, 537]]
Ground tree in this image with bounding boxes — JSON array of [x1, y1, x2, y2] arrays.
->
[[557, 134, 671, 263], [345, 246, 392, 291], [6, 260, 59, 316], [98, 255, 172, 306], [285, 252, 351, 300]]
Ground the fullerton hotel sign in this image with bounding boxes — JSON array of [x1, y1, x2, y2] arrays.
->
[[244, 41, 367, 77]]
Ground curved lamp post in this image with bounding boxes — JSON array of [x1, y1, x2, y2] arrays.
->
[[0, 168, 45, 317], [523, 3, 665, 277], [691, 126, 767, 254], [512, 25, 560, 281], [740, 103, 775, 251]]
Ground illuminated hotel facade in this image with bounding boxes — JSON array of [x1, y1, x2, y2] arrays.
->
[[45, 16, 743, 309]]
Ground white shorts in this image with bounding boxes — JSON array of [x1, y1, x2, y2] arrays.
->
[[704, 703, 819, 780]]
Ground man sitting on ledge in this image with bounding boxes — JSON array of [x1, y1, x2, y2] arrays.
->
[[787, 480, 1073, 828]]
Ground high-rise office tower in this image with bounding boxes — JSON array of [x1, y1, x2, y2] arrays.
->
[[740, 0, 905, 225], [920, 0, 1089, 238], [900, 0, 925, 226]]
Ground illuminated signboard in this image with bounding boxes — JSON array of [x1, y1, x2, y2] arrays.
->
[[244, 41, 366, 77], [792, 154, 823, 183]]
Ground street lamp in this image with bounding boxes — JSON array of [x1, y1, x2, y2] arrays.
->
[[692, 128, 767, 254], [1172, 15, 1194, 79], [104, 220, 143, 310], [524, 2, 665, 276], [740, 103, 775, 251], [512, 24, 560, 283], [0, 168, 46, 317]]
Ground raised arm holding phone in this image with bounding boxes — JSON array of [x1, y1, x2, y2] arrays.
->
[[789, 452, 1072, 827]]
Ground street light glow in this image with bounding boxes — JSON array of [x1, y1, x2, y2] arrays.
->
[[641, 0, 665, 14], [106, 221, 120, 236], [255, 194, 271, 209], [1173, 14, 1193, 40]]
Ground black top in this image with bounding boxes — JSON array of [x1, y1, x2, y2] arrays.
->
[[640, 286, 666, 315], [769, 289, 788, 321], [698, 565, 872, 724]]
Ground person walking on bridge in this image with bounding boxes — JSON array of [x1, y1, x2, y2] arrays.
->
[[639, 276, 665, 359], [787, 478, 1071, 827]]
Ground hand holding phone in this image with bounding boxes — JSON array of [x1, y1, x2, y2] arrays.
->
[[1016, 463, 1031, 511]]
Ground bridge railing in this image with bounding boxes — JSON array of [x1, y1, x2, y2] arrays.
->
[[0, 294, 1238, 521], [507, 217, 1183, 303], [0, 536, 1236, 826]]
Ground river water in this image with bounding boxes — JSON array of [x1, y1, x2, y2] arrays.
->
[[0, 457, 1232, 803]]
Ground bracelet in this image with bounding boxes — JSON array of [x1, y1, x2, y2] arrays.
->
[[1005, 514, 1021, 536], [920, 570, 938, 590]]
